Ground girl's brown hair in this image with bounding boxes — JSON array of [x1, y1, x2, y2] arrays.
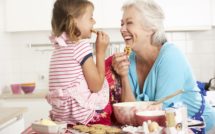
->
[[51, 0, 93, 41]]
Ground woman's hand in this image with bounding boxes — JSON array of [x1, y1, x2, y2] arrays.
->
[[95, 31, 109, 55], [112, 52, 130, 77]]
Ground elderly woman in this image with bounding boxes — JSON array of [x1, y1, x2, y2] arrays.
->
[[111, 0, 215, 133]]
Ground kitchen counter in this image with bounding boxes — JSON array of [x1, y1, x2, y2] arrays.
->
[[0, 107, 27, 126], [0, 107, 27, 134], [205, 91, 215, 107], [0, 95, 51, 128], [0, 92, 47, 99]]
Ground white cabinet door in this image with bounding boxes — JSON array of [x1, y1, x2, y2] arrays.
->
[[90, 0, 126, 29], [5, 0, 54, 32], [156, 0, 212, 31], [92, 0, 212, 30], [89, 0, 103, 28], [212, 0, 215, 25], [0, 117, 24, 134], [99, 0, 126, 28], [1, 98, 51, 128]]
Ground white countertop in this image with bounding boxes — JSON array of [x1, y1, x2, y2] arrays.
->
[[0, 107, 27, 126], [0, 92, 47, 99], [205, 91, 215, 107]]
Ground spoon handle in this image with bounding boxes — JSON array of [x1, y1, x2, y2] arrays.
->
[[153, 89, 184, 105]]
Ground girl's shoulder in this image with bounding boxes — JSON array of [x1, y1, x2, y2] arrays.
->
[[77, 39, 91, 44], [71, 39, 91, 47]]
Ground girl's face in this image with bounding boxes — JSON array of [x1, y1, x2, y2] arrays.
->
[[120, 7, 154, 51], [75, 5, 96, 39]]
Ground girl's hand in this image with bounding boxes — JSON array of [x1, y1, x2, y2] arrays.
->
[[112, 52, 130, 77], [95, 31, 109, 54]]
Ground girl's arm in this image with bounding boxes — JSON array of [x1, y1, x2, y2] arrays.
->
[[82, 31, 109, 93]]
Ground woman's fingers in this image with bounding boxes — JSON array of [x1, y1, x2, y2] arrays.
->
[[112, 53, 129, 75], [112, 53, 128, 66]]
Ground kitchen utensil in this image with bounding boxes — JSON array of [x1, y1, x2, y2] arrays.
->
[[152, 89, 184, 105]]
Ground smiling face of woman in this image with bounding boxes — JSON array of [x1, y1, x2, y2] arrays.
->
[[120, 7, 154, 52]]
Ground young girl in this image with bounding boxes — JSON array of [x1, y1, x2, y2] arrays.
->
[[46, 0, 112, 125]]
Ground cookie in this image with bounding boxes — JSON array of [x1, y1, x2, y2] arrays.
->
[[91, 29, 97, 34], [91, 124, 107, 130], [106, 127, 122, 134], [73, 125, 90, 133], [124, 46, 132, 56], [90, 129, 106, 134]]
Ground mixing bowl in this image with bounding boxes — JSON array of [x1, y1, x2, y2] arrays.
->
[[113, 101, 159, 126]]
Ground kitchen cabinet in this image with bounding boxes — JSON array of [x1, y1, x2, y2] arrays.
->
[[5, 0, 54, 32], [91, 0, 212, 30], [89, 0, 127, 29], [5, 0, 213, 31], [156, 0, 212, 31], [0, 107, 27, 134], [212, 0, 215, 25], [0, 94, 51, 128]]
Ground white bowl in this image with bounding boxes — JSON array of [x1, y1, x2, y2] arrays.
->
[[113, 101, 157, 125]]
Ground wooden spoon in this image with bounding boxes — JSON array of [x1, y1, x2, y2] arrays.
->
[[152, 89, 184, 105]]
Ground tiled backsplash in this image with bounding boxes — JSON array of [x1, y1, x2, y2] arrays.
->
[[0, 2, 214, 92], [0, 29, 215, 93]]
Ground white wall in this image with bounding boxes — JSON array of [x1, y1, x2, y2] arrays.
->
[[166, 30, 215, 81], [0, 0, 215, 93]]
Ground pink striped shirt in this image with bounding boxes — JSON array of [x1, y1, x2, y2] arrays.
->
[[46, 33, 109, 125]]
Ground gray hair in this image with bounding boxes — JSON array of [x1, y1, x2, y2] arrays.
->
[[122, 0, 167, 45]]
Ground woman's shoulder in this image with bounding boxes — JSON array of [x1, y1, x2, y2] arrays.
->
[[155, 42, 189, 68], [162, 42, 182, 54], [159, 42, 185, 60]]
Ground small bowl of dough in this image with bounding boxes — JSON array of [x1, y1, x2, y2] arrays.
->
[[113, 101, 158, 125]]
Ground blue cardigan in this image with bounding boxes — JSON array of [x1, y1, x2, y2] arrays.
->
[[128, 42, 215, 131]]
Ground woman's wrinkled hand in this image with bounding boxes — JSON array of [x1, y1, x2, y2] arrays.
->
[[112, 52, 130, 77]]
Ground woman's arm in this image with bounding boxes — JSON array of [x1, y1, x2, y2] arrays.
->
[[112, 53, 136, 102], [120, 76, 136, 102], [82, 31, 109, 93]]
